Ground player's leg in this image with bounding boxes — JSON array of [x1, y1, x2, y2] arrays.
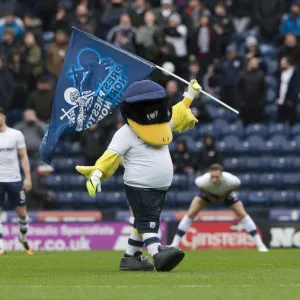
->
[[171, 195, 208, 247], [8, 181, 33, 254], [229, 200, 268, 252]]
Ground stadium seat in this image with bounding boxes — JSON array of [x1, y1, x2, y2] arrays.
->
[[170, 174, 187, 190], [291, 124, 300, 137], [248, 191, 271, 206], [268, 123, 290, 137], [265, 76, 278, 89], [80, 192, 99, 208], [267, 88, 277, 103], [282, 174, 300, 188], [197, 123, 216, 138], [268, 135, 289, 153], [220, 122, 244, 139], [223, 157, 245, 172], [67, 175, 86, 190], [69, 142, 82, 155], [246, 135, 266, 153], [102, 192, 128, 208], [101, 176, 117, 190], [235, 190, 250, 206], [187, 174, 199, 191], [265, 57, 278, 75], [245, 157, 269, 171], [258, 173, 282, 189], [261, 44, 277, 58], [165, 191, 178, 208], [281, 140, 298, 154], [269, 157, 292, 171], [53, 157, 85, 173], [176, 191, 197, 207], [270, 191, 295, 206], [264, 104, 277, 121], [295, 192, 300, 204], [56, 192, 79, 208], [245, 123, 268, 138], [43, 175, 64, 190], [238, 173, 258, 188], [233, 141, 251, 156]]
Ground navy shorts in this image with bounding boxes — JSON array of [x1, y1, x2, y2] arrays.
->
[[0, 182, 26, 207], [125, 184, 166, 234], [199, 191, 240, 207]]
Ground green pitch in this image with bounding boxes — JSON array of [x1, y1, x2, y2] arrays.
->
[[1, 250, 300, 300]]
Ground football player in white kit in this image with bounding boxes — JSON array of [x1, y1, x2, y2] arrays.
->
[[0, 107, 33, 255], [171, 164, 268, 252]]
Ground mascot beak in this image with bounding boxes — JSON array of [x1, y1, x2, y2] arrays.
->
[[128, 118, 173, 146]]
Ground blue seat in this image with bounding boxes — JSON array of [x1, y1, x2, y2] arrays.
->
[[219, 136, 241, 155], [269, 157, 292, 171], [270, 191, 295, 206], [238, 173, 258, 188], [176, 191, 197, 207], [267, 88, 276, 103], [292, 157, 300, 170], [197, 123, 216, 137], [282, 173, 300, 188], [265, 75, 278, 89], [53, 157, 84, 172], [233, 141, 251, 156], [245, 123, 268, 138], [223, 157, 245, 171], [101, 176, 117, 190], [248, 191, 271, 206], [43, 175, 64, 190], [297, 105, 300, 121], [67, 175, 86, 190], [55, 141, 70, 155], [294, 135, 300, 145], [220, 122, 244, 139], [102, 192, 127, 208], [281, 140, 298, 154], [171, 174, 187, 190], [268, 123, 290, 137], [187, 174, 199, 191], [246, 135, 266, 153], [291, 124, 300, 137], [245, 157, 268, 171], [265, 57, 278, 75], [69, 142, 82, 155], [56, 192, 79, 208], [258, 173, 282, 189], [165, 191, 178, 207], [268, 135, 289, 153], [235, 190, 250, 206], [80, 192, 99, 208], [264, 104, 277, 121], [295, 192, 300, 204]]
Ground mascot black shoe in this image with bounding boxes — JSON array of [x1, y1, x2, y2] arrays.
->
[[120, 251, 154, 271], [154, 246, 185, 272], [76, 79, 201, 272]]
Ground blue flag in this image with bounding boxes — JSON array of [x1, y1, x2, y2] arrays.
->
[[40, 27, 155, 165]]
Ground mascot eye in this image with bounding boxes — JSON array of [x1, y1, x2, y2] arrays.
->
[[146, 110, 159, 121]]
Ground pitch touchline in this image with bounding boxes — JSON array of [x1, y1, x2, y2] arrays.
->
[[0, 285, 299, 288]]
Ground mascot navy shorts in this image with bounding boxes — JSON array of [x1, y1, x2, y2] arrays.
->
[[125, 185, 166, 234]]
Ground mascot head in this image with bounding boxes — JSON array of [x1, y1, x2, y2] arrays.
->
[[121, 80, 173, 146]]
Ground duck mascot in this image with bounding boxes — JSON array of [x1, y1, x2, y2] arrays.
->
[[76, 79, 201, 272]]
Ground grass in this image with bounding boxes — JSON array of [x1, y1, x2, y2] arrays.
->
[[1, 250, 300, 300]]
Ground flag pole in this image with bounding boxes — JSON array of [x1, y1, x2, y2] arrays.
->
[[155, 65, 239, 115]]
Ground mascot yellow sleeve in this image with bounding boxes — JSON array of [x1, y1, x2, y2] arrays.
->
[[76, 150, 120, 181], [171, 97, 198, 133]]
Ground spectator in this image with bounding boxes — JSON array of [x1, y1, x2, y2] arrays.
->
[[231, 0, 253, 33], [166, 80, 182, 104], [203, 64, 219, 93], [14, 109, 45, 160], [0, 56, 14, 110], [99, 0, 128, 39], [255, 0, 285, 40], [106, 14, 137, 53], [49, 4, 70, 32], [155, 0, 175, 27], [27, 164, 56, 210], [0, 10, 24, 41], [81, 123, 108, 165], [171, 139, 194, 174], [0, 28, 19, 65], [281, 0, 300, 36], [195, 134, 221, 173], [23, 31, 43, 82], [194, 13, 212, 72], [8, 50, 30, 109], [164, 13, 188, 75], [129, 0, 147, 28], [183, 0, 211, 32], [71, 4, 96, 35], [46, 28, 69, 78], [136, 10, 158, 56], [237, 57, 266, 126], [27, 76, 54, 122], [185, 59, 203, 85], [217, 44, 242, 108], [279, 33, 300, 65], [23, 12, 43, 46], [210, 1, 233, 58], [275, 56, 300, 125]]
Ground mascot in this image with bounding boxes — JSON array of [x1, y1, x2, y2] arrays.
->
[[76, 79, 201, 271]]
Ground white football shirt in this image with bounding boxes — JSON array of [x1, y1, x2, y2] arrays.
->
[[0, 127, 26, 182], [195, 172, 241, 196], [108, 124, 173, 189]]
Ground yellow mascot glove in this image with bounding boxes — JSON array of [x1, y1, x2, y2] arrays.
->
[[76, 166, 102, 197]]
